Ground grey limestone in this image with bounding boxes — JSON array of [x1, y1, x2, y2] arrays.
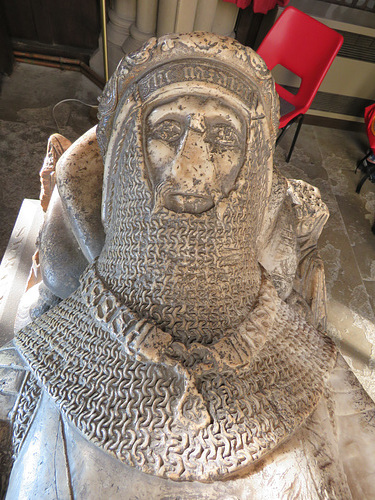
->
[[0, 34, 374, 499]]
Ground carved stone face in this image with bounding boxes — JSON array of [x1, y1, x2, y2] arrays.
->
[[144, 95, 247, 214]]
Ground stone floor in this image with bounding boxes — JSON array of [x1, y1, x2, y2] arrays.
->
[[0, 63, 100, 259], [277, 126, 375, 399], [1, 62, 374, 398]]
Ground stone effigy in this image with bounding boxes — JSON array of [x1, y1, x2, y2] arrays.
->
[[1, 33, 375, 499]]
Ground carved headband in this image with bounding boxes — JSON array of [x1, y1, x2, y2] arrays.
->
[[97, 32, 279, 159]]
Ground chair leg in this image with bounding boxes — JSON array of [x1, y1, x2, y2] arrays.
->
[[355, 150, 372, 174], [356, 172, 371, 194], [276, 126, 288, 146], [286, 114, 304, 163], [356, 164, 375, 194]]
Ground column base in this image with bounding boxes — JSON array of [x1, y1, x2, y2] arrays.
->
[[122, 23, 155, 53]]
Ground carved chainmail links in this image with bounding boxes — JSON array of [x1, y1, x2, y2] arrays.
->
[[12, 372, 42, 458], [15, 264, 336, 482]]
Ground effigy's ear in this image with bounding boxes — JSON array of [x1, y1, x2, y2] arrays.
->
[[56, 126, 105, 262]]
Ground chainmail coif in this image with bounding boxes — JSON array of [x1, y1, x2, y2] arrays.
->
[[97, 95, 269, 345], [15, 33, 337, 483]]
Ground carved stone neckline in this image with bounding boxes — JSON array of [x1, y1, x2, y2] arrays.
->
[[15, 263, 336, 482]]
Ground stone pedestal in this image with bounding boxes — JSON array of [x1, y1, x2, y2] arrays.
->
[[0, 199, 43, 346]]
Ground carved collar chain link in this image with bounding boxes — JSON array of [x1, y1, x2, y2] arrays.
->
[[16, 262, 336, 482]]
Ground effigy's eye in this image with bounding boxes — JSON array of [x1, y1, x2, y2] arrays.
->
[[151, 119, 184, 143], [208, 123, 240, 148]]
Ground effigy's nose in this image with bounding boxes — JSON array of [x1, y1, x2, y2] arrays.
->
[[172, 128, 213, 186]]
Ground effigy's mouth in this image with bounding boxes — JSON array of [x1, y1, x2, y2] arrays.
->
[[163, 192, 214, 214]]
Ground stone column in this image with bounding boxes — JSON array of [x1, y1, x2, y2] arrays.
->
[[91, 0, 239, 78], [174, 0, 199, 32], [122, 0, 158, 53], [157, 0, 238, 38], [193, 0, 219, 31], [90, 0, 136, 78], [157, 0, 237, 37], [107, 0, 136, 47], [212, 0, 239, 37], [157, 0, 178, 37]]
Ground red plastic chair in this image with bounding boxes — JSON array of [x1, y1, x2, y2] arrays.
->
[[257, 7, 343, 162]]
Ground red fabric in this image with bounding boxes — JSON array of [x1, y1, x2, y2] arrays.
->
[[223, 0, 289, 13], [365, 103, 375, 154], [252, 0, 289, 13]]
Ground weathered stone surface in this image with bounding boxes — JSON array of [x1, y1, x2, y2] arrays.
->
[[39, 187, 88, 299], [39, 134, 72, 212], [0, 200, 44, 345], [1, 32, 374, 498], [56, 126, 105, 262]]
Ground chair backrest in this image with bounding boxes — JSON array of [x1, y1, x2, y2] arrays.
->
[[257, 7, 343, 112]]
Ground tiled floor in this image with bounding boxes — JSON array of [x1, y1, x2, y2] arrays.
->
[[1, 63, 374, 397]]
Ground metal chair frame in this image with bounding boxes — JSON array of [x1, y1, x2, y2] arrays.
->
[[276, 114, 304, 163]]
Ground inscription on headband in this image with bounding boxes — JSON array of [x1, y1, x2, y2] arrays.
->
[[139, 61, 255, 104]]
